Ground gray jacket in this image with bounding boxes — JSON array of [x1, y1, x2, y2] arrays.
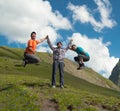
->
[[47, 38, 71, 62]]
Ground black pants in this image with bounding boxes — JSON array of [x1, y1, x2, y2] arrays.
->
[[52, 61, 65, 86], [74, 55, 90, 62], [24, 52, 40, 64]]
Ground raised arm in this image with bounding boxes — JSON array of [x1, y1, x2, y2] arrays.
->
[[65, 39, 73, 51], [39, 35, 48, 43], [47, 36, 54, 51]]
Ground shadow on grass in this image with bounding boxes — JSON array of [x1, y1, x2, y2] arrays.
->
[[22, 82, 51, 89], [14, 64, 23, 67], [0, 84, 14, 92]]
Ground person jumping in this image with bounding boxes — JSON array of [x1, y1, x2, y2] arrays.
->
[[70, 43, 90, 70], [23, 31, 47, 67]]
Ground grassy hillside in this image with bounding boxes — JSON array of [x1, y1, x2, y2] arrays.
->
[[0, 46, 120, 111], [0, 46, 118, 90]]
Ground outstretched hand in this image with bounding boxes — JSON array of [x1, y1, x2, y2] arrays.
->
[[46, 35, 49, 39]]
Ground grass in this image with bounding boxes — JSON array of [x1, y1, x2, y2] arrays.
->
[[0, 46, 120, 111], [0, 74, 120, 111], [0, 46, 118, 90], [0, 57, 120, 98]]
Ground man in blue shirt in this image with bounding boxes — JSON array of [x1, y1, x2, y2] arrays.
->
[[70, 44, 90, 70]]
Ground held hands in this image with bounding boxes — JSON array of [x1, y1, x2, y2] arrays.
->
[[70, 39, 73, 42], [45, 35, 49, 39]]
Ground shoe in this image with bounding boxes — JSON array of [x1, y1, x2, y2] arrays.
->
[[22, 59, 28, 67], [60, 85, 64, 88], [77, 66, 85, 70], [52, 85, 56, 88], [77, 67, 81, 70]]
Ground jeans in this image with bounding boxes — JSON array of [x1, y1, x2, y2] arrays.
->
[[52, 61, 65, 86]]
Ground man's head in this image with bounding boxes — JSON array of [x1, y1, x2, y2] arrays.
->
[[57, 42, 62, 48], [31, 32, 36, 40], [71, 44, 77, 50]]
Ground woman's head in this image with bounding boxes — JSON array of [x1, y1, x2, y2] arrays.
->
[[31, 32, 36, 40]]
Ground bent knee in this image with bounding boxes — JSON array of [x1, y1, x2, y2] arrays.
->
[[74, 57, 78, 61], [36, 58, 41, 63]]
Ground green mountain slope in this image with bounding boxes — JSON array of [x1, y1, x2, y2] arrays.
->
[[0, 46, 120, 111]]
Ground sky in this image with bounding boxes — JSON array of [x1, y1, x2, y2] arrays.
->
[[0, 0, 120, 78]]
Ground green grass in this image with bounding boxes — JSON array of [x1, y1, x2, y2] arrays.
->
[[0, 74, 120, 111], [0, 46, 120, 111], [0, 57, 120, 98]]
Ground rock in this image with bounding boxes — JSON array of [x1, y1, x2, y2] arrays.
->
[[109, 59, 120, 87]]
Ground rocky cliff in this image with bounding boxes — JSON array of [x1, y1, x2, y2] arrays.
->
[[109, 59, 120, 87]]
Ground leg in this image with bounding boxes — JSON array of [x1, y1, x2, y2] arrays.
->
[[59, 62, 65, 87], [77, 55, 90, 70], [25, 54, 40, 64], [78, 55, 84, 66], [23, 52, 28, 67], [83, 56, 90, 62], [52, 61, 58, 86], [74, 56, 82, 69]]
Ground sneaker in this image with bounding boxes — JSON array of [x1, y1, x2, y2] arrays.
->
[[60, 85, 64, 88], [52, 85, 56, 88], [77, 67, 81, 70], [77, 66, 85, 70], [22, 59, 28, 67]]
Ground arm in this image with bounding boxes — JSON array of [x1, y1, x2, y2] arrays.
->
[[47, 36, 54, 50], [27, 46, 35, 54], [39, 35, 48, 43], [65, 39, 73, 51]]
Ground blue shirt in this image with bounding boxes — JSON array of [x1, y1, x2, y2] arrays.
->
[[75, 47, 90, 57]]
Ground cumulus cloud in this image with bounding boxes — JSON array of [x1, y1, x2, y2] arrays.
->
[[66, 33, 119, 78], [67, 0, 116, 32], [0, 0, 71, 43], [0, 0, 118, 78]]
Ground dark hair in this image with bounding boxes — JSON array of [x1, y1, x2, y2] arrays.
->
[[71, 44, 76, 47], [57, 42, 62, 46], [31, 31, 36, 37]]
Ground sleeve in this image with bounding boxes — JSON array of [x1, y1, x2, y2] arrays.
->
[[36, 40, 40, 45], [47, 37, 54, 51], [28, 40, 33, 47]]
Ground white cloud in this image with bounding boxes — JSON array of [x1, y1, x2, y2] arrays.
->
[[37, 46, 48, 52], [0, 0, 71, 43], [0, 0, 118, 78], [66, 33, 119, 78], [67, 0, 116, 32]]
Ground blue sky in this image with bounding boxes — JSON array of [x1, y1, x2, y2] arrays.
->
[[0, 0, 119, 77], [49, 0, 120, 57]]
